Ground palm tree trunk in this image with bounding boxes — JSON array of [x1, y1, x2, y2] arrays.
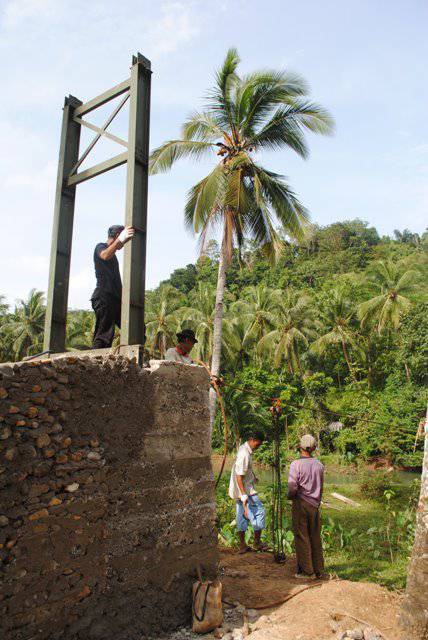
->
[[341, 339, 356, 382], [404, 361, 411, 383], [295, 348, 303, 375], [399, 404, 428, 639], [209, 233, 228, 429]]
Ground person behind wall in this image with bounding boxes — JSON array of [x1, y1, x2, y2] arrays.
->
[[165, 329, 198, 363], [287, 434, 327, 579], [228, 431, 269, 554], [91, 225, 135, 349]]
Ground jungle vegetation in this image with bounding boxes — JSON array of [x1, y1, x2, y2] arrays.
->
[[1, 221, 426, 468]]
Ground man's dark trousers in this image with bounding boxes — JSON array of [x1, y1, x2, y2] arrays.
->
[[91, 294, 121, 348], [292, 497, 324, 575]]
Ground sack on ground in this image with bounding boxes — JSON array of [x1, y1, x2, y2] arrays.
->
[[192, 580, 223, 633]]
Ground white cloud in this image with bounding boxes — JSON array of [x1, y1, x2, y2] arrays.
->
[[410, 143, 428, 155], [1, 0, 62, 29], [146, 1, 200, 60], [3, 161, 56, 193]]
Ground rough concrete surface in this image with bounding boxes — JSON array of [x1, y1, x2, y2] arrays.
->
[[0, 355, 218, 639]]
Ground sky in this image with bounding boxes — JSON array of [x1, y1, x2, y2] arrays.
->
[[0, 0, 427, 309]]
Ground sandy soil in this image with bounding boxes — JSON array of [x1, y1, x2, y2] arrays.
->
[[220, 549, 402, 640]]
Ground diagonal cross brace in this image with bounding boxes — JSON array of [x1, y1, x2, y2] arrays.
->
[[73, 116, 128, 148], [69, 91, 130, 176]]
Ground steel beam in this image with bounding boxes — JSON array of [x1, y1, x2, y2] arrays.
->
[[44, 95, 82, 353], [67, 151, 127, 186], [121, 53, 151, 347], [70, 92, 130, 176], [74, 78, 130, 117], [73, 117, 128, 148]]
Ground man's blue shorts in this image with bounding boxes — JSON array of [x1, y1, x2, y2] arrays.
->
[[236, 494, 266, 532]]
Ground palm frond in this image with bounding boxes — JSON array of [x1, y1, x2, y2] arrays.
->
[[238, 70, 308, 132], [248, 101, 334, 155], [253, 166, 310, 241], [236, 70, 308, 125], [182, 111, 224, 141], [206, 47, 240, 129], [395, 269, 420, 293], [184, 164, 226, 233], [149, 139, 214, 174]]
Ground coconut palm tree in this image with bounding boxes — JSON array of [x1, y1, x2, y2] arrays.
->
[[221, 384, 268, 449], [258, 289, 315, 374], [0, 295, 8, 316], [0, 295, 14, 362], [358, 259, 421, 335], [3, 289, 45, 360], [222, 314, 252, 372], [180, 282, 217, 363], [150, 48, 334, 424], [66, 310, 95, 350], [145, 285, 184, 358], [311, 288, 359, 381], [232, 284, 281, 357]]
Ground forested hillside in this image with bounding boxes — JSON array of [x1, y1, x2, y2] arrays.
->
[[1, 220, 426, 467]]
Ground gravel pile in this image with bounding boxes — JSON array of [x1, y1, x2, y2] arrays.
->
[[337, 629, 384, 640], [153, 604, 247, 640]]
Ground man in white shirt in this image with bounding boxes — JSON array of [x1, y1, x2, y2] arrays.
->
[[165, 329, 197, 364], [228, 431, 267, 554]]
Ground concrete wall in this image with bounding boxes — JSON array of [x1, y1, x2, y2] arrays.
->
[[0, 354, 218, 639]]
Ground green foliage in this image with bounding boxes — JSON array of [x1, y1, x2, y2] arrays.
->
[[396, 302, 428, 385], [321, 516, 357, 551], [362, 499, 415, 564], [358, 471, 394, 499], [215, 467, 418, 588], [0, 218, 425, 471], [162, 264, 197, 294], [335, 428, 360, 459], [0, 289, 45, 360], [353, 381, 426, 466]]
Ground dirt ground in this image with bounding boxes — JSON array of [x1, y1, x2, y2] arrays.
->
[[220, 549, 402, 640], [220, 547, 317, 608], [160, 549, 403, 640]]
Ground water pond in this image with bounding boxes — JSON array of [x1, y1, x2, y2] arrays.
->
[[212, 454, 420, 490]]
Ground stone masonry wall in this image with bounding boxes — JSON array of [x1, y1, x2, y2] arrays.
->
[[0, 354, 218, 639]]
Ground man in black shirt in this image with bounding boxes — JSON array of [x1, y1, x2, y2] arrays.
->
[[91, 224, 135, 348]]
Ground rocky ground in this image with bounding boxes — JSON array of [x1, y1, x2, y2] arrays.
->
[[157, 597, 392, 640]]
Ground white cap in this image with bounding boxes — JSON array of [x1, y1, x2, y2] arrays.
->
[[300, 434, 317, 450]]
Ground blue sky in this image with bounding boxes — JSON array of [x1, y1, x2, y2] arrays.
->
[[1, 0, 427, 309]]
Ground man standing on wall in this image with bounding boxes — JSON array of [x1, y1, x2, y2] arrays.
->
[[165, 329, 198, 363], [287, 434, 326, 579], [228, 431, 268, 554], [91, 225, 135, 349]]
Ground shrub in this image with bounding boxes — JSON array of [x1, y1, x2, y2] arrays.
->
[[358, 471, 394, 499], [335, 428, 360, 458]]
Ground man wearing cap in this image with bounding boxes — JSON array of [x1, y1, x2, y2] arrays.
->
[[288, 434, 325, 579], [91, 225, 135, 349], [165, 329, 198, 363]]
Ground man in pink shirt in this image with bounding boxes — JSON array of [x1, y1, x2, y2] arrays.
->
[[287, 434, 325, 579]]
